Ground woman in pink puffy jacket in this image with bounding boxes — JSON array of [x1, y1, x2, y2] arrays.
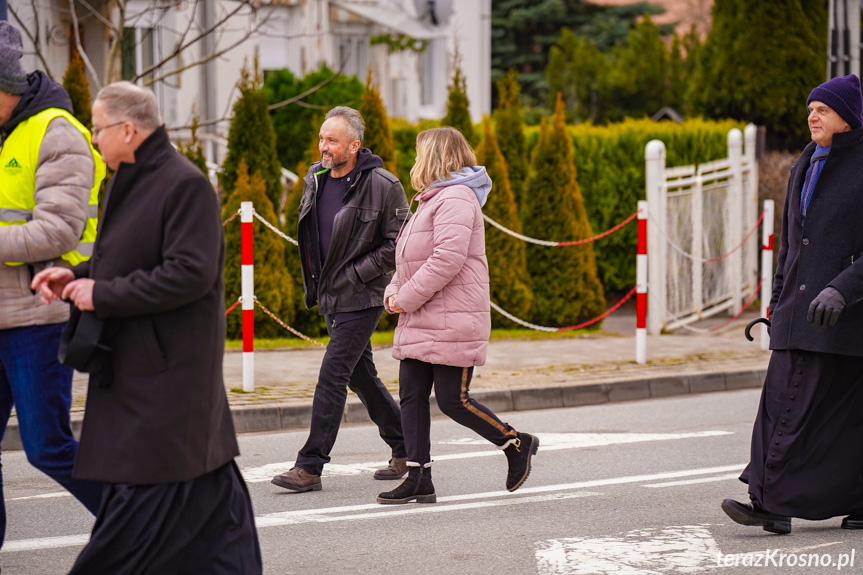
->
[[377, 127, 538, 505]]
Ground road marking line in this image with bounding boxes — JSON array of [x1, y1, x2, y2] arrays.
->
[[7, 492, 72, 502], [256, 492, 601, 527], [536, 524, 720, 574], [240, 431, 734, 483], [1, 534, 90, 553], [642, 473, 741, 488], [0, 463, 749, 553]]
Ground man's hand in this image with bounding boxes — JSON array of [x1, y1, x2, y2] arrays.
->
[[31, 267, 75, 305], [61, 279, 96, 311], [807, 286, 846, 328]]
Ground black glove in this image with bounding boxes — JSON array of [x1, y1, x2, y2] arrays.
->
[[807, 286, 846, 328]]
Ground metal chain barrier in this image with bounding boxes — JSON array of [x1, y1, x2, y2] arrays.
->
[[253, 211, 299, 246], [665, 278, 764, 334], [483, 211, 638, 247], [254, 298, 326, 347], [648, 209, 765, 264], [490, 286, 637, 332]]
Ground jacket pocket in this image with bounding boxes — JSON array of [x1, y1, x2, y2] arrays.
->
[[136, 317, 168, 374], [351, 208, 381, 243]]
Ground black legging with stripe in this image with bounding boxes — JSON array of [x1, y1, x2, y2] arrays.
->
[[399, 357, 517, 465]]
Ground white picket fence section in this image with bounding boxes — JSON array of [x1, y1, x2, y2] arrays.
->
[[645, 124, 760, 335]]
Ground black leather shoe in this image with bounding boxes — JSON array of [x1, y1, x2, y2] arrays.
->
[[721, 499, 791, 534], [841, 515, 863, 529]]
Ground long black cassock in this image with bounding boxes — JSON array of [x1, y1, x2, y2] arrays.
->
[[740, 128, 863, 519]]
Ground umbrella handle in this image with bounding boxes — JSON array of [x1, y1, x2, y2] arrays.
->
[[744, 317, 770, 342]]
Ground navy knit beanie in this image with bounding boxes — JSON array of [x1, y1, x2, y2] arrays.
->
[[0, 22, 28, 95], [807, 74, 863, 129]]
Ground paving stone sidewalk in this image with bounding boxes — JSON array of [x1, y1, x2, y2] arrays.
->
[[2, 308, 770, 450]]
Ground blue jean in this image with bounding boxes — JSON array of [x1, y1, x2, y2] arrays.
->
[[295, 308, 406, 475], [0, 323, 104, 547]]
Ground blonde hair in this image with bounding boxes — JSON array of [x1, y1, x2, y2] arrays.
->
[[410, 127, 476, 191]]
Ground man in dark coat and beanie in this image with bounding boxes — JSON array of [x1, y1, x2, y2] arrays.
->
[[32, 81, 262, 573], [271, 106, 410, 492], [722, 74, 863, 535]]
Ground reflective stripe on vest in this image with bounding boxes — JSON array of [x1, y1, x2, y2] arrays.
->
[[0, 108, 105, 267]]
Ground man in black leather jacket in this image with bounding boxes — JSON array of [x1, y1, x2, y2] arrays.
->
[[272, 107, 409, 492]]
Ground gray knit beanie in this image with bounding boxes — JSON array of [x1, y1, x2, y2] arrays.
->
[[0, 22, 28, 95], [807, 74, 863, 129]]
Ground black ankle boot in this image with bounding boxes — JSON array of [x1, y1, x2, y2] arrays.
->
[[377, 464, 436, 504], [504, 432, 539, 492]]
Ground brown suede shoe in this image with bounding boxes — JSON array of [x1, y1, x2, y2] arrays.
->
[[272, 467, 321, 492], [374, 457, 408, 480]]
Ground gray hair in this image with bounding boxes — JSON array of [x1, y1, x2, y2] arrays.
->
[[325, 106, 364, 143], [95, 81, 162, 131]]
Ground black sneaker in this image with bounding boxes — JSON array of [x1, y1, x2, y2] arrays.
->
[[504, 432, 539, 492]]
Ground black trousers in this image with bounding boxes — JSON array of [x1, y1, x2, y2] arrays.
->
[[68, 461, 261, 575], [741, 350, 863, 520], [399, 358, 517, 465], [296, 308, 406, 475]]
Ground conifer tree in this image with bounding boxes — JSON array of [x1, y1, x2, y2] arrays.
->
[[221, 62, 284, 212], [602, 15, 667, 121], [475, 118, 533, 327], [441, 50, 476, 145], [688, 0, 826, 149], [63, 50, 92, 129], [522, 94, 605, 327], [546, 29, 603, 123], [493, 69, 529, 205], [281, 132, 327, 337], [177, 117, 208, 176], [359, 70, 397, 175], [223, 160, 293, 339]]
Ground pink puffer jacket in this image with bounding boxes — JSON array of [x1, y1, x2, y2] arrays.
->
[[384, 184, 490, 367]]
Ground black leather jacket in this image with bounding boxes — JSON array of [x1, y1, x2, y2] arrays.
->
[[297, 150, 409, 315]]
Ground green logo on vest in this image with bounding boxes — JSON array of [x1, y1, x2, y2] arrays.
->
[[5, 158, 21, 170]]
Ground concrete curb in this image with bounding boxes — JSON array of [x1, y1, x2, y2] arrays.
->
[[1, 368, 765, 451]]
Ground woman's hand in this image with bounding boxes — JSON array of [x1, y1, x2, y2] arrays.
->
[[387, 294, 405, 313]]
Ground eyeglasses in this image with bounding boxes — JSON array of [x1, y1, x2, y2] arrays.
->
[[91, 121, 125, 137]]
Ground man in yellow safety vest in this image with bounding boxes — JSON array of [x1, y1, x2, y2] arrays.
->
[[0, 21, 105, 547]]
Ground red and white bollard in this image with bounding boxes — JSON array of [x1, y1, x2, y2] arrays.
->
[[241, 201, 255, 391], [636, 200, 648, 364], [760, 199, 774, 352]]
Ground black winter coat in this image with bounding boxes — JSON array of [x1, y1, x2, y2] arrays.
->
[[297, 149, 409, 315], [770, 128, 863, 357], [71, 127, 238, 484]]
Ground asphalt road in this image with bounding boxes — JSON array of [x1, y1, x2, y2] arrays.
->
[[2, 389, 860, 574]]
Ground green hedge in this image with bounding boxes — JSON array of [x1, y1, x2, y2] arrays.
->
[[521, 118, 743, 294]]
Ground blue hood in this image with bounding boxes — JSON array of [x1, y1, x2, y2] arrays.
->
[[429, 166, 492, 207]]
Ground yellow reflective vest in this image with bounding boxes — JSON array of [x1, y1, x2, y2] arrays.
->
[[0, 108, 105, 266]]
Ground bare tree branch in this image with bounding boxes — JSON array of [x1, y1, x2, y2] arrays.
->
[[76, 0, 118, 32], [133, 0, 257, 83], [9, 2, 54, 80], [268, 53, 350, 111], [68, 0, 102, 90]]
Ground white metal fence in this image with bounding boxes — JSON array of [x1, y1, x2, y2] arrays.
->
[[645, 124, 760, 334]]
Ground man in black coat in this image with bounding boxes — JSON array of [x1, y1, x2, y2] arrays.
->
[[271, 106, 410, 492], [32, 81, 262, 573], [722, 74, 863, 535]]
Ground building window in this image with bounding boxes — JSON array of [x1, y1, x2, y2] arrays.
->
[[121, 27, 155, 83], [337, 35, 368, 79]]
